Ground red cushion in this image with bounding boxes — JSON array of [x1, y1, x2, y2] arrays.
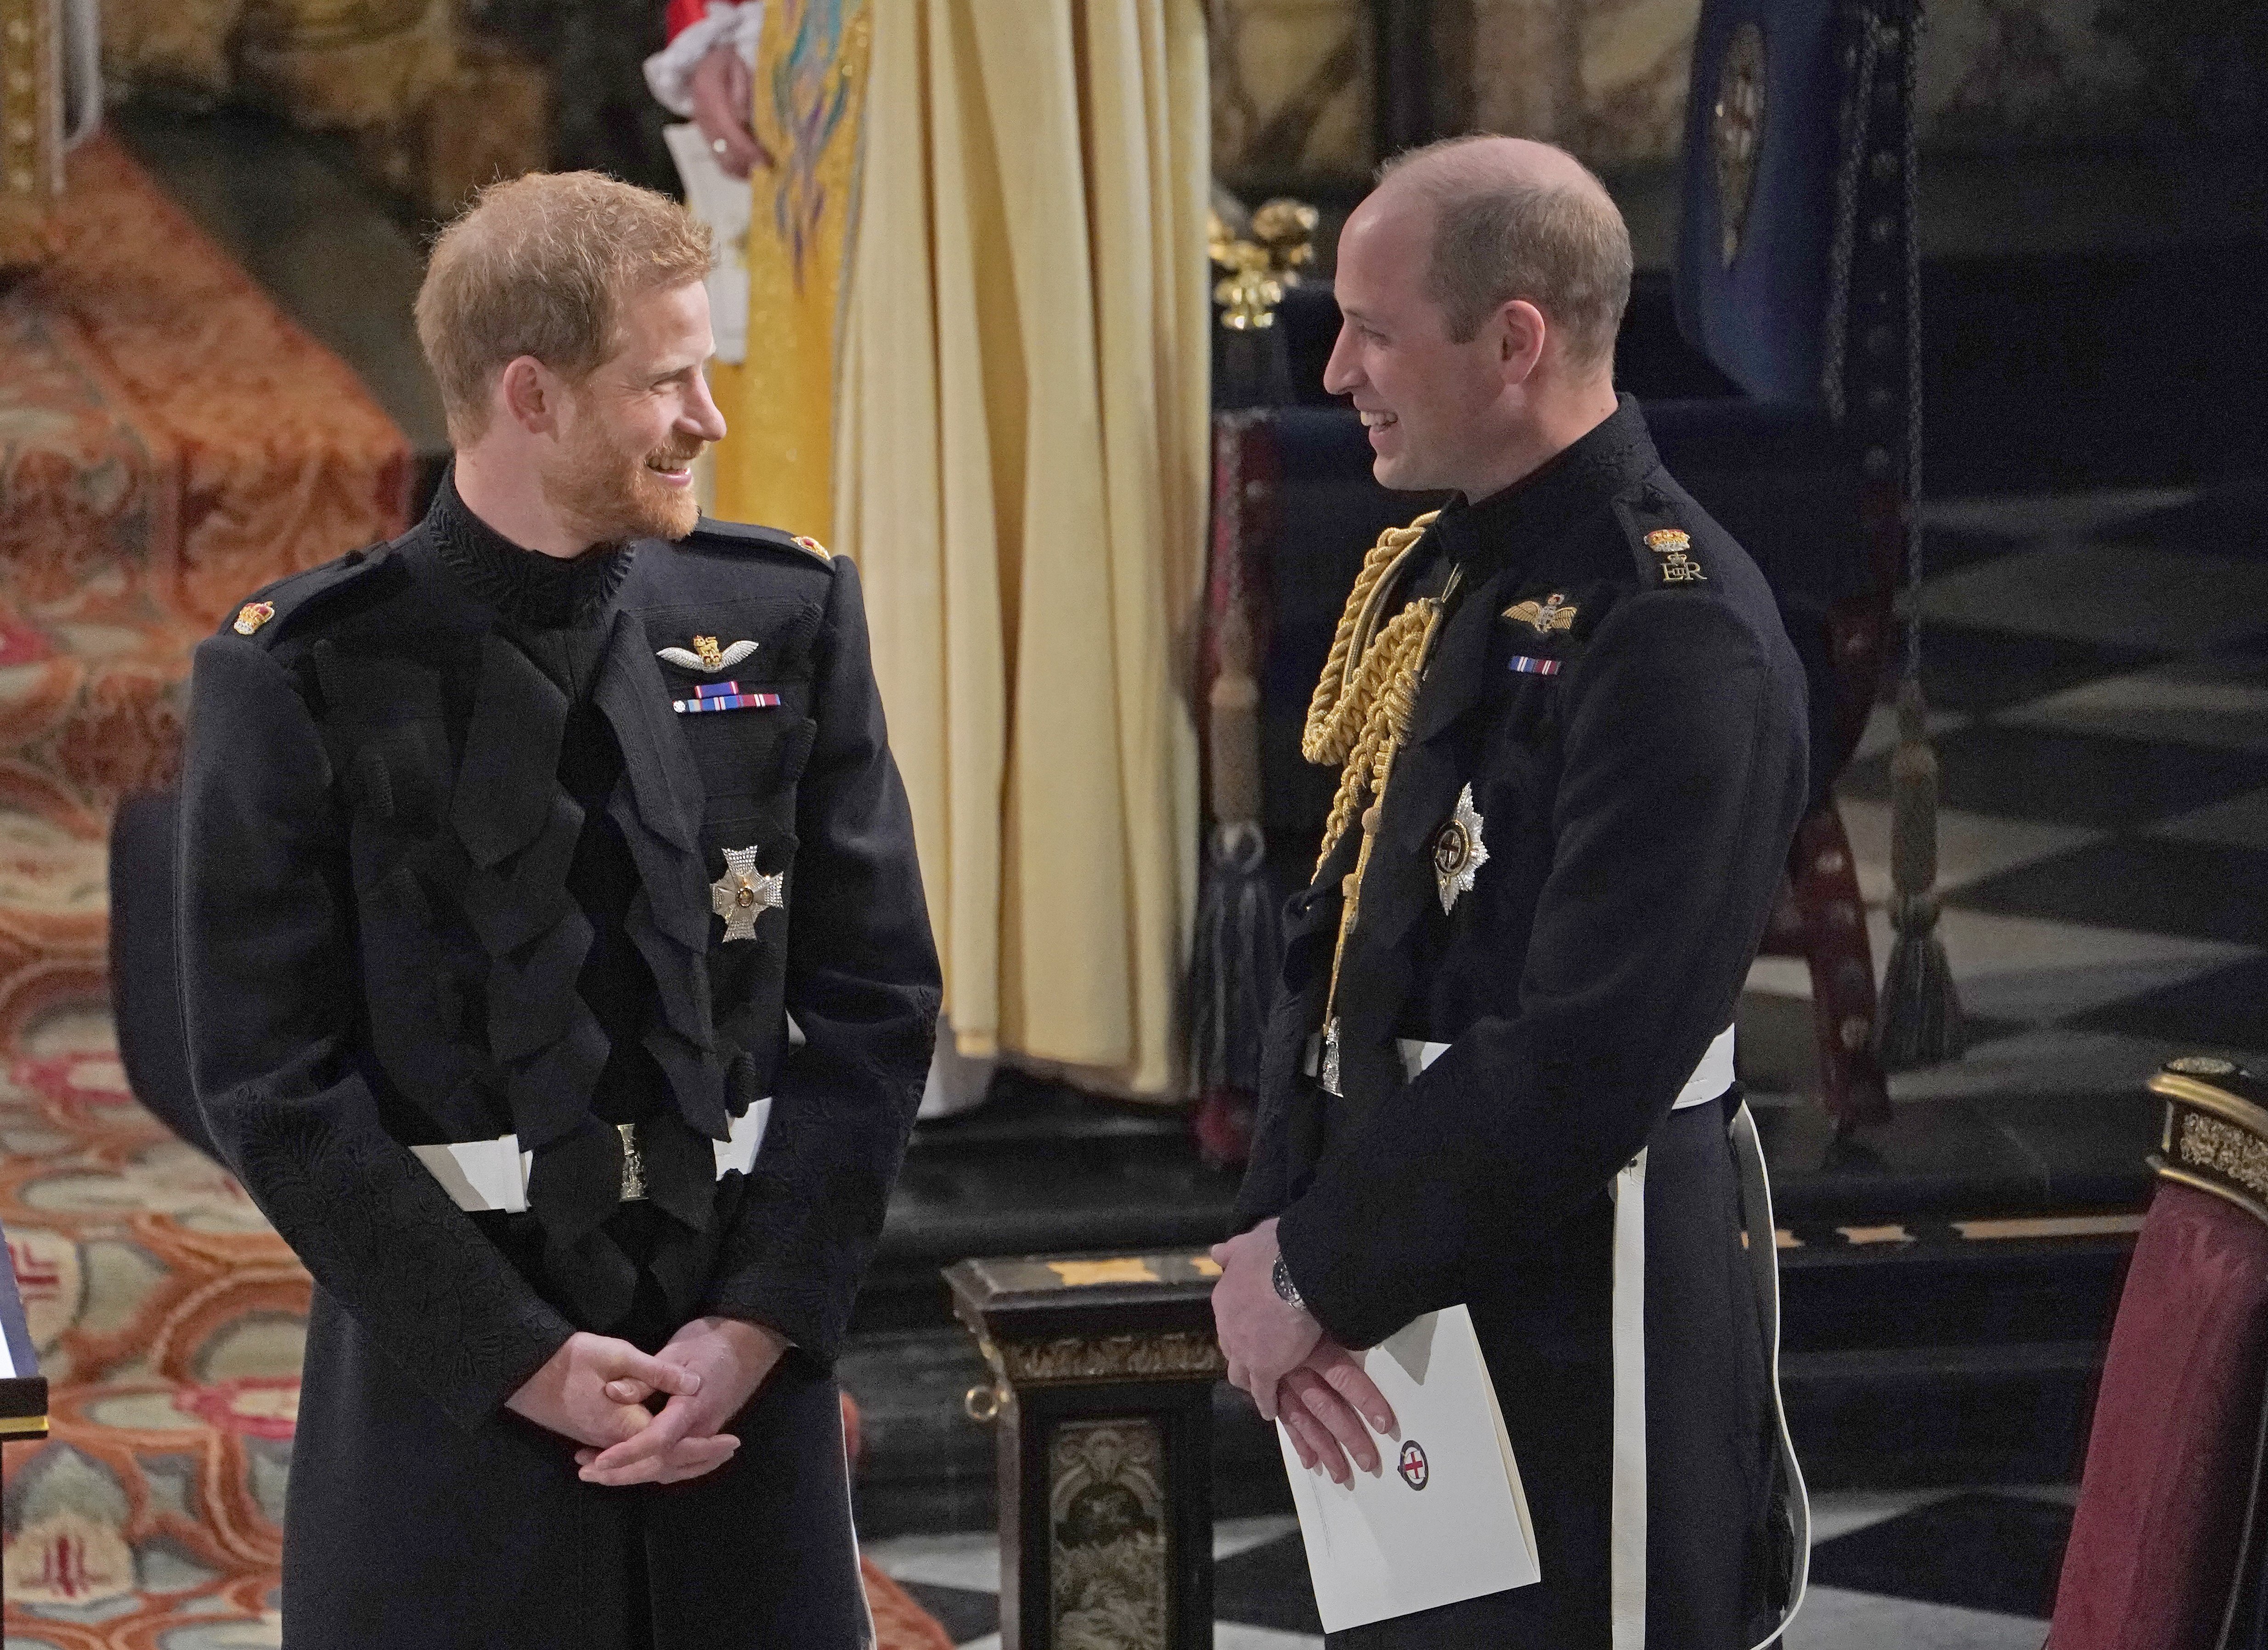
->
[[2051, 1181, 2268, 1650]]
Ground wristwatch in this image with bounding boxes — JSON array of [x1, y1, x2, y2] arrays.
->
[[1271, 1252, 1305, 1313]]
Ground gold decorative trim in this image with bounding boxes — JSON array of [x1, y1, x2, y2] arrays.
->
[[1208, 197, 1318, 331], [1953, 1214, 2146, 1242], [0, 1413, 49, 1437], [2153, 1157, 2268, 1231], [1835, 1223, 1912, 1246], [0, 0, 59, 268], [2150, 1071, 2268, 1142], [2168, 1109, 2268, 1223], [995, 1331, 1226, 1386], [2167, 1056, 2241, 1079]]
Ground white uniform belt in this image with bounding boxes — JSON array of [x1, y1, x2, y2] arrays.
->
[[1354, 1023, 1738, 1109], [410, 1099, 772, 1215], [1315, 1019, 1732, 1110]]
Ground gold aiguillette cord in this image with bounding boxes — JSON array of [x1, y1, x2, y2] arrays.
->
[[1309, 561, 1460, 1095]]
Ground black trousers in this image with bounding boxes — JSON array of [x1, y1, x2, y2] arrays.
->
[[1329, 1098, 1777, 1649]]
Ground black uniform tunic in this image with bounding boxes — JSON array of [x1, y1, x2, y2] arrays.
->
[[175, 477, 940, 1649], [1235, 400, 1810, 1649]]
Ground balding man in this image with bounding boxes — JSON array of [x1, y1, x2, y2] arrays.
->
[[1210, 136, 1810, 1648], [176, 172, 938, 1647]]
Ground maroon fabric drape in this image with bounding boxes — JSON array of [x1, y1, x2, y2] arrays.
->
[[2051, 1181, 2268, 1650]]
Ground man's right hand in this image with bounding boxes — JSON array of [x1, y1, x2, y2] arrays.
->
[[689, 43, 771, 179], [505, 1331, 703, 1450], [1274, 1339, 1399, 1486]]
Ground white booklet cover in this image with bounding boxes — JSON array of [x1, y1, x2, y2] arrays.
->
[[661, 124, 752, 366], [1277, 1304, 1540, 1633]]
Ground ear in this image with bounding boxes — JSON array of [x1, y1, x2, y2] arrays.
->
[[1494, 299, 1548, 388], [496, 355, 561, 437]]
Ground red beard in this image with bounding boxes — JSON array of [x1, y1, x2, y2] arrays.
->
[[545, 418, 705, 546]]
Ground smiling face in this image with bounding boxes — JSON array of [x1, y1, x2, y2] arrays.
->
[[1322, 192, 1526, 496], [541, 277, 727, 543]]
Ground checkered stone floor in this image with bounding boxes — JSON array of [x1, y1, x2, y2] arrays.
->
[[863, 1491, 2076, 1649], [1749, 480, 2268, 1093]]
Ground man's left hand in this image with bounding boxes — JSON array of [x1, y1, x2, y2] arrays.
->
[[1210, 1216, 1323, 1421], [575, 1316, 789, 1487]]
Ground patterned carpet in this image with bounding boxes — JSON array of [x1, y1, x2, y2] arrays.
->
[[0, 134, 411, 1052], [0, 1009, 298, 1647], [0, 1010, 952, 1649]]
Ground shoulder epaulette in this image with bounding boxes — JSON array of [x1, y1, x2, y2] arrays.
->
[[223, 542, 397, 647], [1613, 494, 1709, 590], [682, 517, 838, 567]]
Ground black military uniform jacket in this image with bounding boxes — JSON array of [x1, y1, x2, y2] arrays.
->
[[1235, 400, 1809, 1649], [176, 477, 939, 1649]]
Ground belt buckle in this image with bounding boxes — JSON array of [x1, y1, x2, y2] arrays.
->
[[618, 1122, 648, 1202]]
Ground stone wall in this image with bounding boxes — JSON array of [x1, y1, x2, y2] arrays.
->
[[1210, 0, 2264, 191]]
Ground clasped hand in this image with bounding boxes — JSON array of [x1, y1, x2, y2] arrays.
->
[[505, 1317, 787, 1487], [1210, 1218, 1399, 1486]]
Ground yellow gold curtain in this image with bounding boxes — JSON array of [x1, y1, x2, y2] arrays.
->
[[707, 0, 873, 536], [817, 0, 1209, 1096]]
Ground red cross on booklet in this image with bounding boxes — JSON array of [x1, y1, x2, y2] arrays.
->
[[1277, 1304, 1539, 1631]]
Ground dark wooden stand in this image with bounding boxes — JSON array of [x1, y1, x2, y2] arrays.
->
[[945, 1250, 1225, 1650]]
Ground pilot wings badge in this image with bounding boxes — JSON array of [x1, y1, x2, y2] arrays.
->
[[658, 634, 759, 673], [1502, 593, 1577, 636]]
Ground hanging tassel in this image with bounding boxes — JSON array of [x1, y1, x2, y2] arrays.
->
[[1188, 586, 1278, 1168], [1188, 819, 1281, 1164], [1874, 677, 1964, 1070]]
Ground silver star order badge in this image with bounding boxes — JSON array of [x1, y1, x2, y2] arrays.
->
[[1432, 784, 1489, 914], [711, 845, 784, 942]]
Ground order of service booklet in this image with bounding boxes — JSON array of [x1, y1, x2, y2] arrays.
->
[[1276, 1304, 1540, 1633]]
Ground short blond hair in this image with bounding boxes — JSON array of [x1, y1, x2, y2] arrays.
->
[[415, 171, 713, 442], [1379, 136, 1631, 372]]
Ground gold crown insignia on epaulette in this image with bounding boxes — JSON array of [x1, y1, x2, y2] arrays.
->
[[1643, 526, 1707, 584], [792, 535, 830, 562]]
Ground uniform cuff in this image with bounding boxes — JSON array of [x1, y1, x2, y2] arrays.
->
[[642, 0, 763, 117], [1273, 1201, 1361, 1348]]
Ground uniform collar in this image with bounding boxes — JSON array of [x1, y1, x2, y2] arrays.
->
[[1428, 394, 1658, 577], [426, 465, 635, 631]]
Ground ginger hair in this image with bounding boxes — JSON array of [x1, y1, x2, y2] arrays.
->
[[415, 171, 713, 443]]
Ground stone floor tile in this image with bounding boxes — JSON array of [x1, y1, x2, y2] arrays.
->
[[1919, 489, 2196, 542], [1784, 1586, 2051, 1650], [1841, 722, 2266, 831], [1953, 836, 2268, 948], [2156, 786, 2268, 851], [1918, 625, 2167, 717], [1889, 1026, 2256, 1104], [1918, 540, 2268, 652], [1834, 799, 2100, 902], [861, 1530, 1001, 1595], [1999, 668, 2268, 751]]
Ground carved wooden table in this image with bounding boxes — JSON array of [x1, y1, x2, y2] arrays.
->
[[945, 1250, 1225, 1650]]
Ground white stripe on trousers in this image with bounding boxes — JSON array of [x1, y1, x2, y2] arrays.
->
[[1399, 1027, 1808, 1650]]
